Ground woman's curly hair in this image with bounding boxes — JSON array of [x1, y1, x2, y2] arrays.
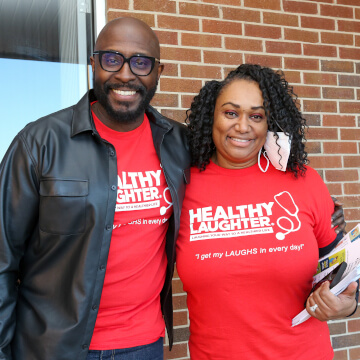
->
[[185, 63, 308, 177]]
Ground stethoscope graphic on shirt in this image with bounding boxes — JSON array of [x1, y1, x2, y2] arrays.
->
[[274, 191, 301, 240], [160, 187, 173, 215]]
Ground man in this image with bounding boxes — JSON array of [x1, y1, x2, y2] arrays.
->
[[0, 15, 347, 360], [0, 17, 190, 360]]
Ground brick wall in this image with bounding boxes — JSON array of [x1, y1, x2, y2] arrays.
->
[[106, 0, 360, 359]]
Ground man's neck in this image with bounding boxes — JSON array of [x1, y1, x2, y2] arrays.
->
[[91, 102, 145, 132]]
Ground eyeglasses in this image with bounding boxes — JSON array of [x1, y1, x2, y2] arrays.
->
[[93, 50, 160, 76]]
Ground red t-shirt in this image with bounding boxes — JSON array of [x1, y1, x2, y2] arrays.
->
[[90, 110, 172, 349], [176, 159, 336, 359]]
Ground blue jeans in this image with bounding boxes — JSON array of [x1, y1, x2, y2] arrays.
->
[[86, 338, 163, 360]]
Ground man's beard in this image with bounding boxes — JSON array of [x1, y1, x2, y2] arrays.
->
[[93, 78, 158, 124]]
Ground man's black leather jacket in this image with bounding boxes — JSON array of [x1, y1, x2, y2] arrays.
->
[[0, 90, 191, 360]]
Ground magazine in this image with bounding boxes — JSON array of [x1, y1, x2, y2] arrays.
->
[[292, 223, 360, 327]]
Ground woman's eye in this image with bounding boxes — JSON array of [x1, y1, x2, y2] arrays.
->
[[250, 114, 264, 121], [225, 111, 237, 118]]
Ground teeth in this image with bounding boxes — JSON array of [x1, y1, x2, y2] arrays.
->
[[230, 137, 250, 142], [113, 89, 136, 96]]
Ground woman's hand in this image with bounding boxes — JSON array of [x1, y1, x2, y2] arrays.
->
[[331, 197, 346, 234], [306, 281, 358, 321]]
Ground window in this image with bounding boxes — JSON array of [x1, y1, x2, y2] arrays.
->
[[0, 0, 96, 159]]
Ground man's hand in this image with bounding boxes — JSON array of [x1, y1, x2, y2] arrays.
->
[[306, 281, 358, 321], [331, 197, 346, 234]]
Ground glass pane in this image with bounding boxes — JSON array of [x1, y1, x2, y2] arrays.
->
[[0, 0, 93, 160]]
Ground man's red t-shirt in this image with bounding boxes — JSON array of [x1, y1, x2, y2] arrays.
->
[[90, 110, 172, 349]]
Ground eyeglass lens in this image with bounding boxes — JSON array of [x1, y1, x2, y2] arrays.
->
[[101, 52, 154, 75]]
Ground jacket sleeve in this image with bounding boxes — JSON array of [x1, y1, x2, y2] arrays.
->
[[0, 133, 40, 359]]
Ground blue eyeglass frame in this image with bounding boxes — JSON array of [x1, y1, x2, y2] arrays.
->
[[93, 50, 160, 76]]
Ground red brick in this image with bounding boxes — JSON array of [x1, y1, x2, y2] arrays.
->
[[173, 310, 188, 326], [304, 72, 337, 85], [345, 183, 360, 195], [173, 294, 187, 311], [283, 0, 318, 14], [344, 156, 360, 168], [345, 209, 360, 222], [356, 8, 360, 20], [160, 78, 202, 94], [244, 0, 281, 10], [321, 32, 354, 46], [303, 100, 337, 112], [151, 93, 178, 107], [323, 115, 356, 127], [283, 71, 301, 84], [161, 47, 201, 62], [182, 33, 221, 48], [344, 195, 360, 207], [225, 37, 263, 52], [341, 128, 360, 140], [244, 54, 282, 68], [357, 63, 360, 74], [284, 28, 319, 43], [266, 41, 301, 55], [292, 85, 321, 98], [326, 183, 343, 196], [321, 60, 354, 73], [182, 95, 196, 109], [305, 141, 321, 154], [304, 114, 321, 126], [222, 8, 261, 22], [323, 142, 358, 154], [306, 127, 338, 140], [158, 15, 199, 31], [244, 24, 282, 39], [204, 0, 241, 4], [203, 19, 243, 36], [350, 347, 360, 360], [285, 58, 319, 71], [340, 47, 360, 61], [358, 89, 360, 100], [107, 12, 155, 26], [161, 63, 178, 77], [180, 65, 222, 79], [325, 170, 359, 182], [338, 0, 360, 5], [263, 12, 299, 27], [308, 155, 342, 168], [134, 0, 176, 12], [304, 44, 337, 58], [338, 20, 360, 33], [204, 50, 243, 66], [323, 87, 354, 100], [309, 0, 333, 3], [107, 0, 129, 9], [333, 349, 348, 360], [179, 2, 219, 17], [339, 75, 360, 87], [340, 102, 360, 114], [161, 109, 186, 123], [320, 4, 354, 18], [155, 30, 178, 46], [301, 16, 335, 31], [163, 343, 188, 359]]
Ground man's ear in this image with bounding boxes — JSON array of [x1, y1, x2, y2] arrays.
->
[[90, 56, 95, 73], [157, 63, 164, 81]]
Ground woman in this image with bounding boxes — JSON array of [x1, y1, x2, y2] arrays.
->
[[176, 64, 357, 359]]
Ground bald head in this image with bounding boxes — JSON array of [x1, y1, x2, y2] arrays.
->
[[95, 17, 161, 59]]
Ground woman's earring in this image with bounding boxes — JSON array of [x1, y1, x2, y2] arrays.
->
[[258, 149, 269, 173]]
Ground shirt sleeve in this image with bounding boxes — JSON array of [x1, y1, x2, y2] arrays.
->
[[0, 132, 40, 359], [305, 167, 338, 249]]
